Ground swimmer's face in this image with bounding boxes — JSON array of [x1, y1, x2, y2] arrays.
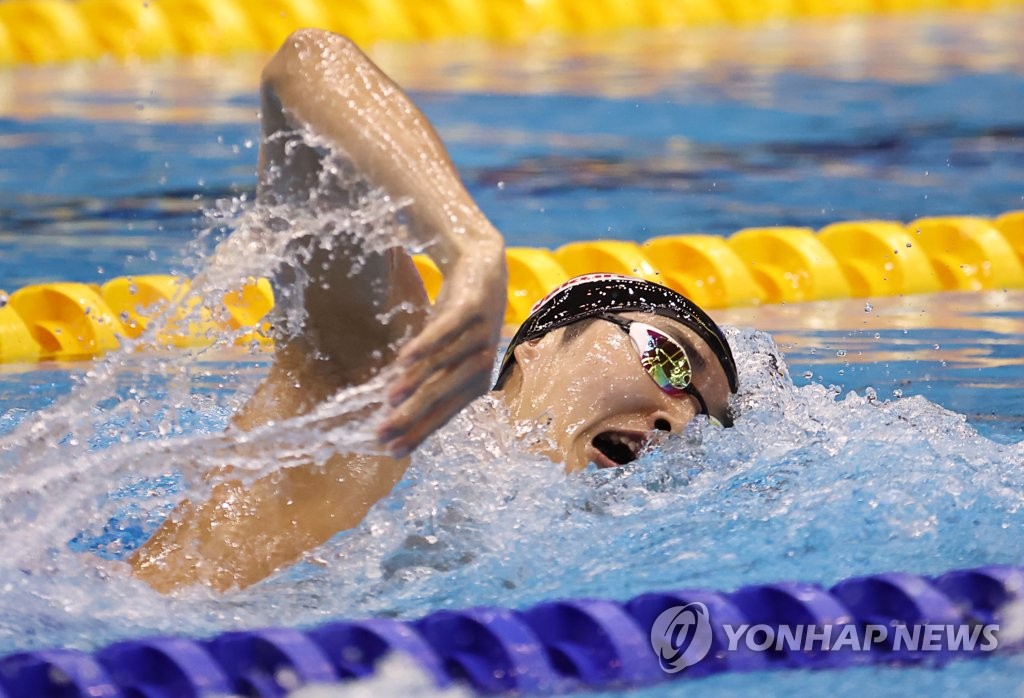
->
[[504, 312, 733, 472]]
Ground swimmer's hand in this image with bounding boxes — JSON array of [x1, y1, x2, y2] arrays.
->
[[379, 239, 506, 456]]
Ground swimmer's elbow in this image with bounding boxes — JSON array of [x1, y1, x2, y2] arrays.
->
[[262, 29, 362, 88]]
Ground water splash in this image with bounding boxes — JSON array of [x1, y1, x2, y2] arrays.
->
[[0, 142, 1022, 657], [288, 654, 470, 697]]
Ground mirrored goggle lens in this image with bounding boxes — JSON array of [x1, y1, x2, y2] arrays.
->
[[626, 322, 693, 395]]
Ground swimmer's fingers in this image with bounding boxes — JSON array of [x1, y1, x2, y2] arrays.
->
[[397, 293, 501, 369], [377, 346, 494, 456], [381, 245, 506, 452], [387, 305, 496, 406], [396, 254, 507, 367]]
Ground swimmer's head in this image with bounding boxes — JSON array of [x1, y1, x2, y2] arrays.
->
[[493, 274, 738, 472]]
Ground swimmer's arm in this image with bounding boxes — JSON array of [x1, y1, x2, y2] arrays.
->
[[131, 450, 404, 594], [130, 337, 413, 592], [259, 29, 507, 454], [131, 31, 507, 592]]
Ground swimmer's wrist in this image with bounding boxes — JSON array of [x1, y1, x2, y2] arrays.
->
[[428, 219, 505, 276]]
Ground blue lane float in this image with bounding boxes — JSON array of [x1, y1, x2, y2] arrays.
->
[[0, 565, 1021, 696]]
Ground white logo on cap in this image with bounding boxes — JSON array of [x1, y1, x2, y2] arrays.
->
[[530, 273, 639, 314]]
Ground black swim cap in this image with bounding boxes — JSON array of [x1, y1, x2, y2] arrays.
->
[[493, 273, 739, 392]]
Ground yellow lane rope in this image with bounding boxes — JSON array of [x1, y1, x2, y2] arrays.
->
[[0, 0, 1022, 65], [1, 212, 1021, 363]]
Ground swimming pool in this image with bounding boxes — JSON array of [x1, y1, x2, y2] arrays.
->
[[1, 9, 1024, 696]]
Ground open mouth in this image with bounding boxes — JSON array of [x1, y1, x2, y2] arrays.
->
[[590, 430, 648, 468]]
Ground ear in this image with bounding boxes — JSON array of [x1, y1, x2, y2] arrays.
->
[[512, 337, 543, 367]]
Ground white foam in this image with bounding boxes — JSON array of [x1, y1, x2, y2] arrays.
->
[[288, 655, 470, 698]]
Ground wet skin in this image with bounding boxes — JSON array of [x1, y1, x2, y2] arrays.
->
[[129, 29, 732, 593], [497, 311, 733, 473]]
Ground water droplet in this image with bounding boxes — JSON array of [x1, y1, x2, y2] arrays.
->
[[906, 242, 912, 248], [863, 302, 873, 312], [893, 388, 903, 398], [803, 371, 813, 379], [497, 180, 506, 190], [836, 350, 847, 357], [0, 292, 7, 308], [933, 344, 941, 350]]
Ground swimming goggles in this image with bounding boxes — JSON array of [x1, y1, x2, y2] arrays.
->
[[598, 313, 719, 424], [493, 274, 738, 401]]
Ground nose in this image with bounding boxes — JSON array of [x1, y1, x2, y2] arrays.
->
[[650, 410, 689, 434]]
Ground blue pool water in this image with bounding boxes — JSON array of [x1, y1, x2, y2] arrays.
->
[[1, 11, 1023, 696]]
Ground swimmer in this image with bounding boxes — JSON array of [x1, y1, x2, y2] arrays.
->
[[130, 29, 737, 592]]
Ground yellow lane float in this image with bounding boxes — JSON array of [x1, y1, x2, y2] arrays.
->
[[0, 18, 14, 65], [7, 282, 121, 360], [908, 216, 1024, 291], [727, 227, 851, 303], [554, 241, 662, 284], [4, 0, 1024, 64], [642, 234, 763, 309], [818, 220, 942, 297], [2, 209, 1022, 363], [0, 293, 42, 362], [993, 211, 1024, 268], [412, 255, 444, 303], [0, 0, 100, 64], [78, 0, 179, 59], [505, 247, 570, 324]]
